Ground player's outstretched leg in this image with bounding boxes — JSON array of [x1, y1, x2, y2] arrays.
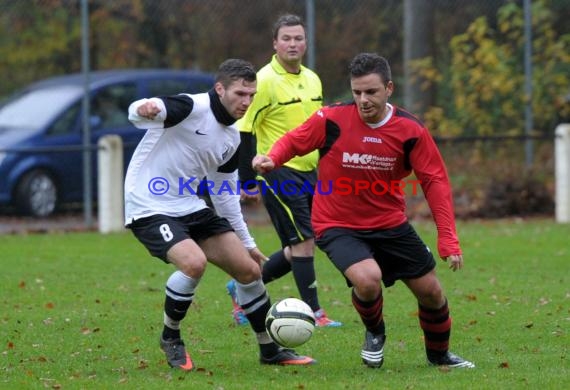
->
[[236, 278, 316, 366], [160, 271, 196, 371]]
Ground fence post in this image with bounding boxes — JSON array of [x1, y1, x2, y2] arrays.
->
[[555, 124, 570, 223], [98, 135, 124, 233]]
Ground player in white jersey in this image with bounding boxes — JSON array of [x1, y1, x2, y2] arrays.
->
[[124, 59, 316, 370]]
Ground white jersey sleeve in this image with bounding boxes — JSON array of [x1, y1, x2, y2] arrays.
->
[[128, 98, 168, 129], [208, 169, 256, 250]]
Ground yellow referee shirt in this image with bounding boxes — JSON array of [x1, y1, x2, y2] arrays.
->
[[237, 55, 322, 172]]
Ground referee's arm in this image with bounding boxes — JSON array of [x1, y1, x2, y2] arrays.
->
[[238, 131, 258, 190]]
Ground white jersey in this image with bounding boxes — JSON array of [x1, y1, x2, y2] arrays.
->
[[124, 90, 256, 249]]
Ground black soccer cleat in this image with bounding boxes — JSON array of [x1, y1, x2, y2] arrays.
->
[[361, 330, 385, 368], [160, 337, 195, 371], [427, 351, 475, 368], [260, 347, 316, 365]]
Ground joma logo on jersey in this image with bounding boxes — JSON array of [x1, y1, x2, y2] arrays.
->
[[362, 136, 382, 144], [343, 152, 374, 164]]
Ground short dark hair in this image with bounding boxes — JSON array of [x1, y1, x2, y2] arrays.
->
[[349, 53, 392, 86], [215, 59, 256, 88], [272, 14, 305, 39]]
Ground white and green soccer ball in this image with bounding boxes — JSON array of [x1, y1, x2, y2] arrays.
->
[[265, 297, 315, 348]]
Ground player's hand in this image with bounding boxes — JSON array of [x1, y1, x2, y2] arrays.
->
[[137, 101, 161, 119], [248, 247, 269, 267], [442, 254, 463, 271], [252, 155, 275, 173], [240, 185, 261, 203]]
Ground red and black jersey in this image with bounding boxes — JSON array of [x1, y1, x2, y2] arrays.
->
[[268, 102, 461, 258]]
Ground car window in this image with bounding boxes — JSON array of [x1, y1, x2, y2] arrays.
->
[[92, 84, 137, 128], [0, 86, 82, 129], [47, 101, 81, 136], [148, 78, 212, 96]]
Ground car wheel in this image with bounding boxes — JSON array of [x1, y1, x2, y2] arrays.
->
[[15, 170, 58, 217]]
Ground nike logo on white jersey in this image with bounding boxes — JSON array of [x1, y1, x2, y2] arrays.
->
[[195, 129, 206, 135]]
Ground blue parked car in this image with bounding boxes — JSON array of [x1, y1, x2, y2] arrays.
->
[[0, 69, 214, 217]]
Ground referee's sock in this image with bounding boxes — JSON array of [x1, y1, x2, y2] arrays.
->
[[291, 256, 319, 312], [262, 249, 291, 283]]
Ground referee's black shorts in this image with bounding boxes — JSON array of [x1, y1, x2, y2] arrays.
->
[[315, 222, 436, 287], [259, 166, 316, 248]]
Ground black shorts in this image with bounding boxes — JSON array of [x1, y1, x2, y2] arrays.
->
[[259, 166, 316, 247], [128, 208, 233, 262], [315, 222, 436, 287]]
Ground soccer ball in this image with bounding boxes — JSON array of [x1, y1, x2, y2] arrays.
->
[[265, 298, 315, 348]]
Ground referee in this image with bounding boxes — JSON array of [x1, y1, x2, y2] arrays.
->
[[227, 14, 341, 328]]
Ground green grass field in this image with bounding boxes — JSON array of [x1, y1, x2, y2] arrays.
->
[[1, 218, 568, 389]]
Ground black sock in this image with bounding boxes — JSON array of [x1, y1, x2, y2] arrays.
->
[[162, 327, 180, 340], [260, 342, 280, 357], [262, 249, 291, 284], [245, 298, 271, 333], [162, 295, 192, 340], [291, 256, 319, 312]]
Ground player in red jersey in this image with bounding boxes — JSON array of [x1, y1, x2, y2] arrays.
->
[[253, 53, 474, 369]]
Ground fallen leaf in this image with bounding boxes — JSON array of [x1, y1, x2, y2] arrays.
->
[[499, 361, 510, 368], [45, 302, 54, 309], [18, 281, 26, 288], [7, 342, 14, 349]]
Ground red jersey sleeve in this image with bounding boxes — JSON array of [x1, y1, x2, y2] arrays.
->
[[268, 109, 327, 167], [410, 129, 461, 258]]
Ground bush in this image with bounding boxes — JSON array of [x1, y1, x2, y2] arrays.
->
[[477, 172, 554, 218]]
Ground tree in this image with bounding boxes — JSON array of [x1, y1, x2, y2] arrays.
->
[[413, 0, 570, 137]]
